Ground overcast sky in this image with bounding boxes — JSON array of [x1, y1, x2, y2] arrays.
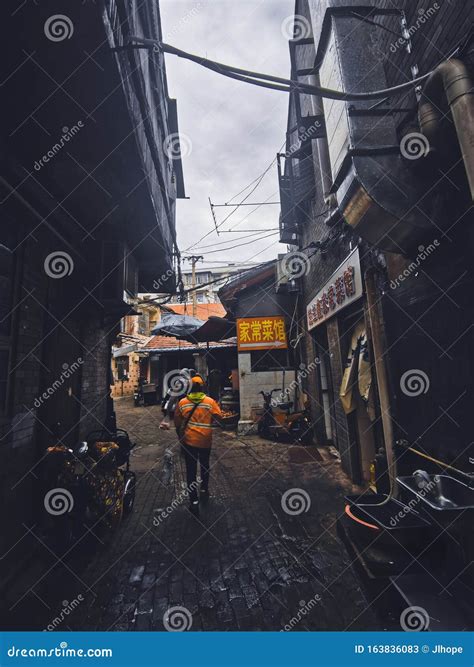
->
[[160, 0, 294, 271]]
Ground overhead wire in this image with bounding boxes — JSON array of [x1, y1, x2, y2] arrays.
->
[[195, 230, 278, 255], [130, 37, 432, 101], [184, 145, 285, 252], [192, 228, 280, 250]]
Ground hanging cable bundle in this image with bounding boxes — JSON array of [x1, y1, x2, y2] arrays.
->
[[130, 36, 431, 101]]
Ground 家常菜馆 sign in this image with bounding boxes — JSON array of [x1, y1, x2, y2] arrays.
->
[[236, 316, 288, 352]]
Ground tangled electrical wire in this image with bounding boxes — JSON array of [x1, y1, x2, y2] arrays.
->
[[129, 37, 432, 101]]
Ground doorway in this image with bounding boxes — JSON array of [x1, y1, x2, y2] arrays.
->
[[339, 317, 377, 483]]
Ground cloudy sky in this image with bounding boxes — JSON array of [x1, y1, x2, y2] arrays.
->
[[160, 0, 294, 271]]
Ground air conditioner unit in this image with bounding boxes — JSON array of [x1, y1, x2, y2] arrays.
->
[[100, 241, 138, 305]]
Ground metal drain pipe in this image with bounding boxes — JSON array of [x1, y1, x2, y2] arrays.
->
[[418, 59, 474, 199]]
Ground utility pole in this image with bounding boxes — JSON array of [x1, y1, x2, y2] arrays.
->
[[184, 255, 203, 317]]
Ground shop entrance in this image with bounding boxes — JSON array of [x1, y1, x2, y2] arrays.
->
[[339, 317, 377, 484]]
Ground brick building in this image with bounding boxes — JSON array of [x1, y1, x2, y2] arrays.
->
[[110, 302, 229, 398], [0, 0, 184, 588]]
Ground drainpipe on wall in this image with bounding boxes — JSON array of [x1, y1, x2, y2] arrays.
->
[[364, 268, 397, 501], [418, 59, 474, 199]]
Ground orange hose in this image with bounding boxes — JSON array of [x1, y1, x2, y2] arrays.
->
[[345, 504, 380, 530]]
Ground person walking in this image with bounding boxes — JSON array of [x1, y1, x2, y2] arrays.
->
[[174, 375, 223, 514], [160, 368, 196, 430]]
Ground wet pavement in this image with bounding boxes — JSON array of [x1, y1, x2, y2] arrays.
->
[[6, 398, 380, 631]]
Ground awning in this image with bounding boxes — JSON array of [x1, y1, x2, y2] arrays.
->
[[188, 316, 236, 343], [151, 313, 236, 343], [113, 344, 137, 358], [151, 312, 204, 337]]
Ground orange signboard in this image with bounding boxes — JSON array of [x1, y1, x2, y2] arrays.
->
[[236, 316, 288, 352]]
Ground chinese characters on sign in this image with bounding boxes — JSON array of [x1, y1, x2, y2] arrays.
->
[[237, 316, 288, 351], [306, 248, 362, 330]]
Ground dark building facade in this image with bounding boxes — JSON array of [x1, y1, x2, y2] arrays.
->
[[0, 0, 184, 589], [279, 0, 474, 486], [277, 0, 474, 626]]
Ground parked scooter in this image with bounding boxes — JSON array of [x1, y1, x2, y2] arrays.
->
[[133, 378, 145, 407], [42, 428, 136, 553], [134, 378, 158, 406], [258, 389, 312, 444]]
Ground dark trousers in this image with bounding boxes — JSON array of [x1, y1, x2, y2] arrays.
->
[[181, 444, 211, 502]]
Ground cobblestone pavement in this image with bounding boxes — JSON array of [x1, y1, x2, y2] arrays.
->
[[9, 398, 380, 631]]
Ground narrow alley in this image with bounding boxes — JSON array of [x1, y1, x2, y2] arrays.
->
[[2, 0, 473, 661], [10, 399, 379, 632]]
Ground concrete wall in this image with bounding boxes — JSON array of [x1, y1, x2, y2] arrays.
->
[[238, 353, 296, 422]]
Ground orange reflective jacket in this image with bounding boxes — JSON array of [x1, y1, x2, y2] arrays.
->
[[174, 394, 222, 448]]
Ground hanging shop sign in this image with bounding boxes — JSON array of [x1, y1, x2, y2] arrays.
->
[[236, 316, 288, 352], [306, 247, 362, 330]]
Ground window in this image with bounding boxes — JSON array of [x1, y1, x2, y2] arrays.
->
[[195, 272, 210, 285], [138, 312, 149, 335], [116, 356, 129, 381], [250, 349, 293, 372]]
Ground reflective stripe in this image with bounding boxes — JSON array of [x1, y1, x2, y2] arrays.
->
[[180, 402, 212, 411], [187, 421, 216, 429]]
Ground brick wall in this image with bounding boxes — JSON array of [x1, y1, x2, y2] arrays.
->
[[111, 352, 141, 398], [0, 230, 117, 585]]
